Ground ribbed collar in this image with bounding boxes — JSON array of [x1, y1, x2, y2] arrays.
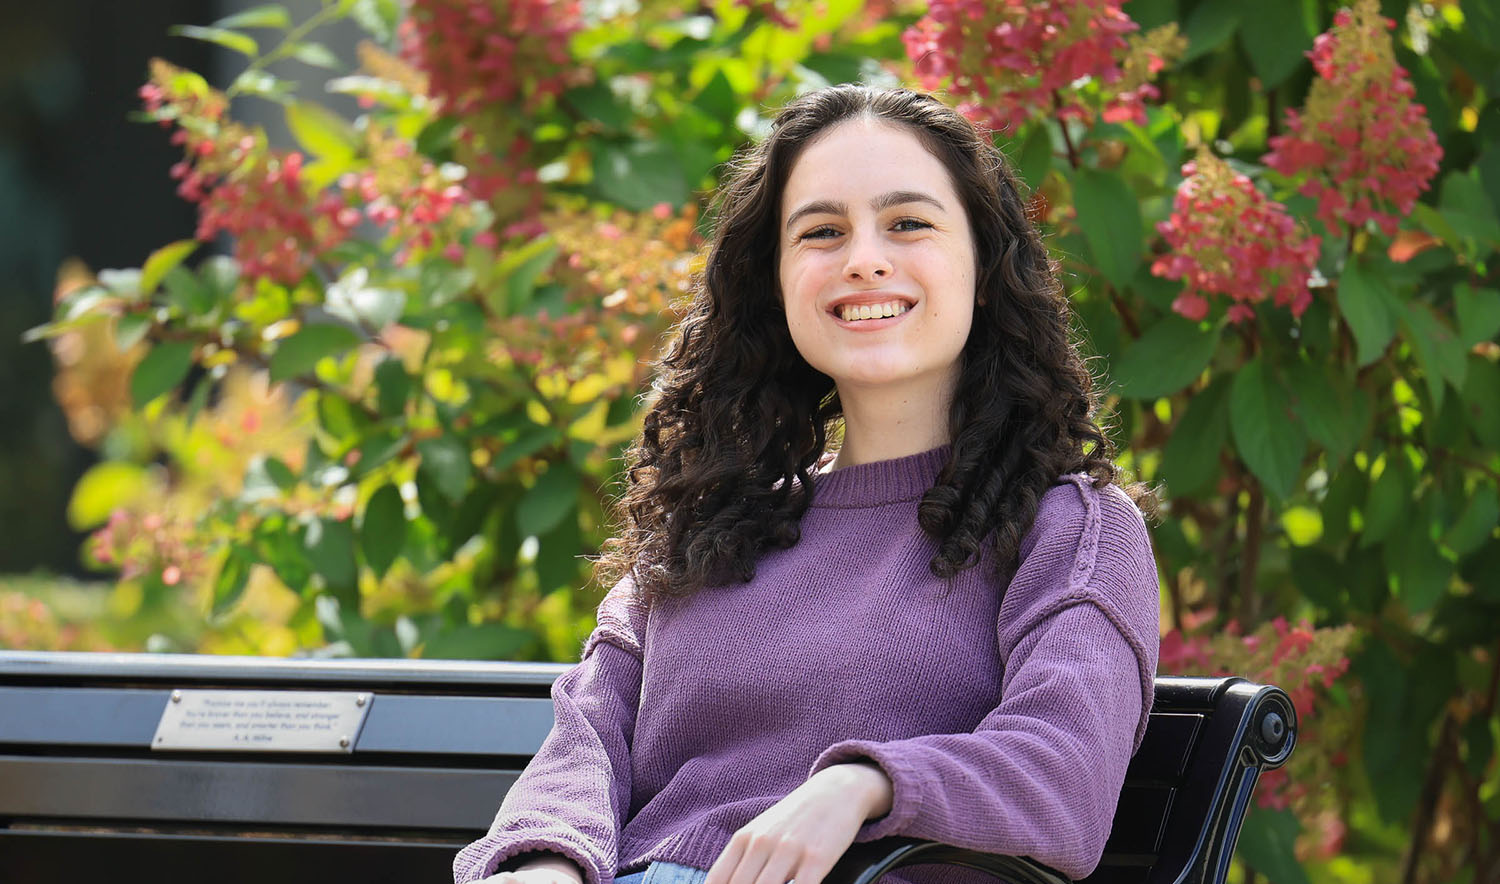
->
[[808, 444, 952, 508]]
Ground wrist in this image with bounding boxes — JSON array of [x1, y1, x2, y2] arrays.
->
[[822, 760, 894, 820], [515, 853, 585, 884]]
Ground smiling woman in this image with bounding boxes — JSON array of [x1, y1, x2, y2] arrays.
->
[[456, 85, 1160, 884]]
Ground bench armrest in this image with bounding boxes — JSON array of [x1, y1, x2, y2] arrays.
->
[[824, 837, 1072, 884]]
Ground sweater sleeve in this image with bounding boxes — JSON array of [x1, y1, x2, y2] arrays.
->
[[453, 576, 648, 884], [806, 478, 1160, 880]]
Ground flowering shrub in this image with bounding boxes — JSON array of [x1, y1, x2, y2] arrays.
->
[[902, 0, 1183, 131], [1151, 149, 1321, 322], [1262, 0, 1443, 236]]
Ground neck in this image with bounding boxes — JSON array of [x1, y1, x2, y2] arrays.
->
[[830, 371, 955, 469]]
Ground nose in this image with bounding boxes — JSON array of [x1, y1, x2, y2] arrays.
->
[[842, 231, 892, 282]]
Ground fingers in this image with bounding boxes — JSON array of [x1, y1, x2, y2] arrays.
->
[[708, 831, 808, 884]]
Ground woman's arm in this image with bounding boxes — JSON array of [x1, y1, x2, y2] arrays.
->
[[454, 578, 648, 884]]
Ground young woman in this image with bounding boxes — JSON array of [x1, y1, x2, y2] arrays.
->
[[455, 85, 1159, 884]]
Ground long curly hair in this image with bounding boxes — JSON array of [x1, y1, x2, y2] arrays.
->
[[598, 84, 1121, 605]]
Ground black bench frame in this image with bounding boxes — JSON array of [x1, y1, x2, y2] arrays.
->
[[0, 651, 1295, 884]]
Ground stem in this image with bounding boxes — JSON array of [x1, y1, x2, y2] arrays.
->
[[1400, 708, 1459, 884], [1109, 287, 1142, 339], [226, 3, 347, 99], [1052, 92, 1081, 170], [1214, 468, 1241, 625], [1237, 477, 1265, 627]]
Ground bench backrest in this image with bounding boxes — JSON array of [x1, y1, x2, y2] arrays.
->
[[0, 651, 1294, 884]]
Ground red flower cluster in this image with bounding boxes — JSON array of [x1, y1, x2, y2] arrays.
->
[[141, 62, 354, 284], [399, 0, 584, 116], [1152, 150, 1321, 323], [901, 0, 1180, 131], [334, 127, 496, 266], [1263, 0, 1442, 237], [1159, 615, 1354, 852], [90, 507, 209, 589]]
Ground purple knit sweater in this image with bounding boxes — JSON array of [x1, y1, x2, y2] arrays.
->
[[454, 446, 1160, 884]]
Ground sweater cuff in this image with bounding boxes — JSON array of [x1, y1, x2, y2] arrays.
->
[[453, 829, 605, 884], [808, 740, 927, 841]]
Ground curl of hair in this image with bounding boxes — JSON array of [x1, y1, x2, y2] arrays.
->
[[598, 85, 1127, 606]]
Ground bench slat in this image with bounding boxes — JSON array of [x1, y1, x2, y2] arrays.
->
[[0, 756, 515, 830], [0, 687, 556, 757], [1099, 785, 1174, 856], [1122, 713, 1202, 785], [0, 829, 459, 884]]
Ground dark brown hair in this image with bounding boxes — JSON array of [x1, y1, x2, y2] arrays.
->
[[598, 84, 1120, 604]]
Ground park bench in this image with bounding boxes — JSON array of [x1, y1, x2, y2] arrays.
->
[[0, 650, 1295, 884]]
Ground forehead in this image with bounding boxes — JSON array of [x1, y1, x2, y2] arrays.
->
[[780, 119, 957, 214]]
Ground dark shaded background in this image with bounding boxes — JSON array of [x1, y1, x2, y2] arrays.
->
[[0, 0, 208, 574]]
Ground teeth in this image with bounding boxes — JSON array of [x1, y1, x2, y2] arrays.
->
[[839, 301, 909, 321]]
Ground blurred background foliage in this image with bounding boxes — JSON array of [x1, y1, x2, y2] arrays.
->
[[2, 0, 1498, 882]]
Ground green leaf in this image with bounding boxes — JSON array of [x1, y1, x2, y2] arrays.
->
[[1161, 374, 1230, 497], [1229, 358, 1305, 499], [1237, 0, 1312, 89], [1357, 643, 1448, 823], [305, 517, 358, 605], [1071, 168, 1142, 289], [374, 357, 411, 418], [1455, 284, 1500, 347], [162, 266, 215, 316], [289, 42, 341, 69], [1338, 258, 1399, 367], [359, 484, 407, 579], [213, 4, 291, 29], [139, 240, 198, 294], [1444, 483, 1499, 557], [285, 101, 359, 162], [1236, 809, 1311, 884], [1361, 459, 1409, 548], [1390, 527, 1450, 613], [131, 340, 196, 407], [568, 81, 634, 130], [231, 69, 295, 101], [417, 435, 472, 501], [517, 463, 581, 537], [169, 25, 258, 57], [115, 314, 152, 352], [592, 140, 688, 211], [490, 238, 558, 315], [212, 546, 255, 617], [1110, 316, 1220, 399], [1015, 123, 1053, 194], [535, 513, 583, 592], [1285, 361, 1367, 466], [1463, 355, 1500, 447], [68, 462, 150, 530], [269, 323, 360, 383], [1401, 300, 1468, 408], [326, 268, 406, 329], [1181, 0, 1242, 63]]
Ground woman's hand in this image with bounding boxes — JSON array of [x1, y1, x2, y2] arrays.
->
[[481, 853, 586, 884], [704, 762, 894, 884]]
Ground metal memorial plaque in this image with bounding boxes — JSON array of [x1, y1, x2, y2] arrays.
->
[[151, 690, 373, 753]]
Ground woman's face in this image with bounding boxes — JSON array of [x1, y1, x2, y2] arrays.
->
[[777, 118, 977, 397]]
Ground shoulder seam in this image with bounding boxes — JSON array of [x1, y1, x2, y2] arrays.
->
[[1056, 473, 1102, 594]]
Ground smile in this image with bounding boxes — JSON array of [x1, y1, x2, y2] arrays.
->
[[837, 300, 910, 321]]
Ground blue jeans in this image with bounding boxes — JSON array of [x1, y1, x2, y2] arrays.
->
[[616, 861, 709, 884]]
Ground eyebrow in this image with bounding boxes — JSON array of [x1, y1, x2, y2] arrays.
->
[[784, 190, 947, 232]]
